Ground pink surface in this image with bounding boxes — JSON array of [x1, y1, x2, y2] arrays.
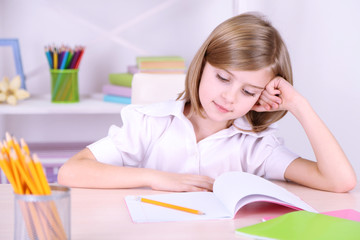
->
[[263, 209, 360, 222]]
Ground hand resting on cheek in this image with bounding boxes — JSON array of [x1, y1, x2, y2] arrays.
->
[[251, 76, 299, 112]]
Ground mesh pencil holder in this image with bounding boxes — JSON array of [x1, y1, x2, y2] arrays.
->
[[14, 185, 71, 240], [50, 69, 79, 103]]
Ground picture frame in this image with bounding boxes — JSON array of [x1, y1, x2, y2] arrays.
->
[[0, 39, 26, 89]]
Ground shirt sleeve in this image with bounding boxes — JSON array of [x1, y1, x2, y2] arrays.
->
[[244, 135, 299, 181], [87, 105, 152, 167], [263, 140, 299, 180]]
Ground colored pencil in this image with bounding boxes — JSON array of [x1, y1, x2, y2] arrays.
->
[[74, 47, 85, 69], [45, 47, 53, 68], [69, 49, 80, 69], [65, 50, 73, 69], [44, 45, 84, 69], [60, 50, 69, 69], [53, 48, 58, 69]]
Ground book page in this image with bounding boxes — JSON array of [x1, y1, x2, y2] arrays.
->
[[213, 172, 317, 217], [125, 192, 231, 223]]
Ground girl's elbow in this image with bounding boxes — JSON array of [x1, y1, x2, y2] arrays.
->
[[57, 164, 73, 187], [342, 177, 357, 192], [332, 174, 357, 193]]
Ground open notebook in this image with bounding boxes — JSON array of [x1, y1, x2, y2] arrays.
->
[[125, 171, 317, 223]]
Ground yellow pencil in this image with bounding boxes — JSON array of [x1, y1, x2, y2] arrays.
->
[[0, 142, 6, 155], [1, 141, 10, 158], [5, 132, 14, 148], [9, 150, 23, 194], [33, 153, 67, 239], [25, 155, 44, 195], [33, 154, 51, 195], [13, 137, 27, 167], [140, 197, 204, 215], [6, 133, 29, 192], [0, 153, 17, 191], [18, 201, 36, 240], [10, 150, 40, 195], [20, 138, 30, 155]]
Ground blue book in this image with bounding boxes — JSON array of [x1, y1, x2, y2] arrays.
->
[[103, 94, 131, 104]]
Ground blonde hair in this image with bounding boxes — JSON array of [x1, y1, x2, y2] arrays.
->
[[179, 12, 293, 132]]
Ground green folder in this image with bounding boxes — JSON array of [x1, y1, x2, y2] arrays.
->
[[109, 73, 133, 87], [235, 211, 360, 240]]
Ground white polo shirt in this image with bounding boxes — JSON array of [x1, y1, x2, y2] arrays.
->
[[87, 100, 299, 180]]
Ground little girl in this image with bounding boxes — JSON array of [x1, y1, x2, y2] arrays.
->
[[58, 12, 356, 193]]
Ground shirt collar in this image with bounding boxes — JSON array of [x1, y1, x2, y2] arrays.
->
[[133, 100, 185, 118], [229, 117, 278, 137], [134, 100, 277, 138]]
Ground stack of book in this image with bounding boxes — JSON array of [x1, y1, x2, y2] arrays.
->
[[103, 73, 133, 104], [135, 56, 186, 74], [103, 56, 186, 104]]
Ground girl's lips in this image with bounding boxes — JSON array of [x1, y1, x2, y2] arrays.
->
[[213, 101, 230, 113]]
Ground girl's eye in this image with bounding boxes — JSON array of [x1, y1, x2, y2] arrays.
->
[[216, 74, 229, 82], [243, 89, 255, 97]]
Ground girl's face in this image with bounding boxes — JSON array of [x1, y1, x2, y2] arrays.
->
[[198, 62, 273, 125]]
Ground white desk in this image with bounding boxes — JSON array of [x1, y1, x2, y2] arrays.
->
[[0, 182, 359, 239]]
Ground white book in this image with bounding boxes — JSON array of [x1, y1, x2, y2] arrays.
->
[[125, 171, 317, 223]]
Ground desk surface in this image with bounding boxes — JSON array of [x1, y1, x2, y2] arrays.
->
[[1, 182, 359, 240]]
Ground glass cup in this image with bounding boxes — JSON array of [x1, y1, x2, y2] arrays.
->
[[14, 185, 71, 240]]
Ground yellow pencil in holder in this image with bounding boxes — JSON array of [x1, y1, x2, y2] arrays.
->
[[50, 69, 79, 103], [0, 134, 71, 239]]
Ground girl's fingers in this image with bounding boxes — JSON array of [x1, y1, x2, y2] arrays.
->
[[184, 185, 211, 192], [257, 90, 281, 110], [252, 99, 270, 112], [266, 85, 281, 96], [185, 176, 214, 191], [262, 89, 282, 103], [252, 94, 281, 112], [168, 174, 214, 192], [258, 99, 271, 111], [262, 92, 282, 106], [151, 172, 214, 192]]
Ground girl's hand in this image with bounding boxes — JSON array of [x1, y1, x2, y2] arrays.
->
[[149, 171, 215, 192], [251, 76, 300, 112]]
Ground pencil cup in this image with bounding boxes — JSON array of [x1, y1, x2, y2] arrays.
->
[[50, 69, 79, 103], [14, 185, 71, 240]]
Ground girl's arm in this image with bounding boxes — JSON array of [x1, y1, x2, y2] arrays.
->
[[252, 77, 357, 192], [57, 148, 214, 192]]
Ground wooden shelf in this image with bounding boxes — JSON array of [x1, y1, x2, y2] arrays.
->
[[0, 94, 125, 115]]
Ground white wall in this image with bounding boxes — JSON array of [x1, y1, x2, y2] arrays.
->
[[0, 0, 233, 94], [236, 0, 360, 175], [0, 0, 359, 176]]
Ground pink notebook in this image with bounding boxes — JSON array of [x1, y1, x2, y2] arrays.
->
[[102, 84, 131, 97], [263, 209, 360, 222]]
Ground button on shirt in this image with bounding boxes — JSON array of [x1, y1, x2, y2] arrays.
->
[[87, 100, 299, 180]]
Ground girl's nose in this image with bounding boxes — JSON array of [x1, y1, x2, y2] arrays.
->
[[222, 88, 237, 103]]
